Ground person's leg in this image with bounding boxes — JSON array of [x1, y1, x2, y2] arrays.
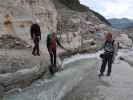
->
[[99, 57, 108, 76], [53, 49, 56, 66], [107, 55, 113, 76], [52, 49, 57, 72], [48, 48, 54, 65], [48, 48, 56, 75], [35, 39, 38, 55], [32, 40, 36, 55], [36, 39, 40, 56]]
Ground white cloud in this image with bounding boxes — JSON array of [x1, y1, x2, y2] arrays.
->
[[80, 0, 133, 19]]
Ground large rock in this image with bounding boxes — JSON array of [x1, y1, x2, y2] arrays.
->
[[0, 63, 47, 91], [0, 34, 31, 49], [0, 84, 4, 96], [128, 33, 133, 41], [0, 48, 48, 92], [119, 54, 133, 67], [116, 34, 133, 49]]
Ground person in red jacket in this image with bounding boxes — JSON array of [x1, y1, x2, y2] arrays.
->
[[47, 32, 66, 66], [47, 32, 69, 75]]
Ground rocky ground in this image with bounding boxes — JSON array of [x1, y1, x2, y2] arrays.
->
[[0, 34, 49, 96], [0, 34, 31, 49], [0, 49, 49, 96]]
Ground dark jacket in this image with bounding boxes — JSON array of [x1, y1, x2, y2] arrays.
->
[[103, 40, 115, 55], [30, 23, 41, 39]]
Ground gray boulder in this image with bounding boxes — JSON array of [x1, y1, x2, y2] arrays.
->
[[116, 34, 133, 49]]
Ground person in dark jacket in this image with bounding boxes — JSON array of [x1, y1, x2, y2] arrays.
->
[[30, 23, 41, 56], [47, 32, 66, 66], [99, 33, 116, 77]]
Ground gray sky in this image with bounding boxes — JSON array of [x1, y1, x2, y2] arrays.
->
[[80, 0, 133, 19]]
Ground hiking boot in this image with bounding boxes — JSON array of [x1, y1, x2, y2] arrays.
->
[[32, 52, 36, 56], [49, 65, 55, 76], [37, 53, 40, 56], [119, 57, 124, 60], [106, 73, 111, 77], [98, 73, 103, 78]]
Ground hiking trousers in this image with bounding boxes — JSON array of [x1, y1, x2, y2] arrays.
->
[[48, 48, 56, 65], [100, 53, 113, 75], [32, 37, 40, 55]]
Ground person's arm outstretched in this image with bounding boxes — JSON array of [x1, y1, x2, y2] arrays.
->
[[56, 37, 64, 49]]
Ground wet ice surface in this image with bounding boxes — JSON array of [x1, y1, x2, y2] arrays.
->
[[97, 49, 133, 100], [98, 59, 133, 100], [3, 57, 97, 100], [3, 49, 133, 100], [62, 49, 133, 100]]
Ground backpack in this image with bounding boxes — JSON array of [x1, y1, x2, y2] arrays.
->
[[104, 40, 115, 53]]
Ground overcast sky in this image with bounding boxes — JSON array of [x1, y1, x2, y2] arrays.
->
[[80, 0, 133, 19]]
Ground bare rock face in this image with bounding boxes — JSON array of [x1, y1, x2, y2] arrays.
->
[[0, 0, 124, 52], [0, 0, 58, 48], [54, 0, 133, 52], [0, 64, 46, 91], [0, 84, 4, 96], [116, 34, 133, 49], [0, 34, 31, 49], [0, 49, 48, 92], [53, 0, 110, 52]]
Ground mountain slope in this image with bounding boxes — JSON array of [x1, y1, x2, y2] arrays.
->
[[56, 0, 110, 26], [52, 0, 114, 52], [108, 18, 133, 29]]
